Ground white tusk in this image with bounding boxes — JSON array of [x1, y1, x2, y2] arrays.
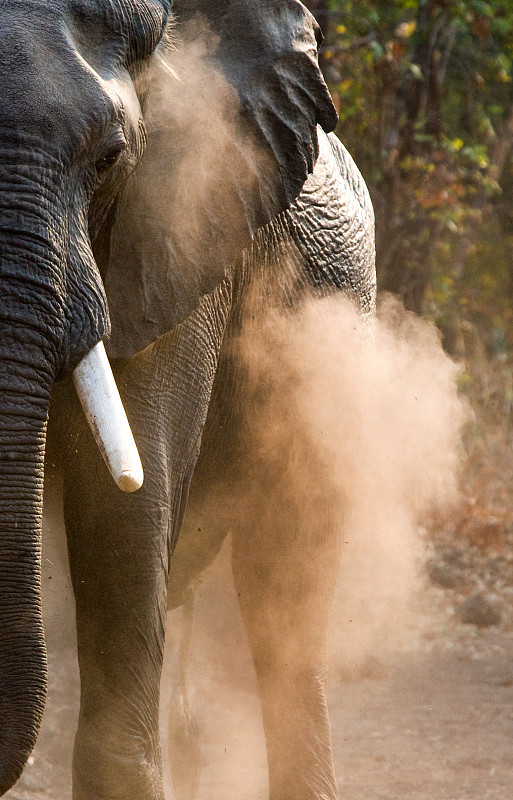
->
[[72, 342, 144, 493]]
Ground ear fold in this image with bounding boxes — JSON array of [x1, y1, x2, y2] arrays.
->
[[103, 0, 337, 359]]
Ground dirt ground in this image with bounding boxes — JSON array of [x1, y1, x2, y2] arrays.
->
[[6, 517, 513, 800]]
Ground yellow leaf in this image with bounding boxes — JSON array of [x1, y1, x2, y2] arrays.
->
[[497, 68, 512, 83], [395, 21, 417, 39]]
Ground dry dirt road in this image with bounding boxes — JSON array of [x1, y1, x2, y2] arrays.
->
[[6, 532, 513, 800]]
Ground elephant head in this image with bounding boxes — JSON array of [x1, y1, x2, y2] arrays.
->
[[0, 0, 336, 792]]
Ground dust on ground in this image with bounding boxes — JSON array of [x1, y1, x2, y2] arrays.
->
[[6, 528, 513, 800]]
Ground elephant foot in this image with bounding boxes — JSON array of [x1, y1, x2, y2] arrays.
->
[[72, 726, 164, 800]]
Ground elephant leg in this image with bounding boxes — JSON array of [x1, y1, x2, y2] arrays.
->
[[62, 289, 233, 800], [231, 488, 340, 800], [64, 430, 173, 800]]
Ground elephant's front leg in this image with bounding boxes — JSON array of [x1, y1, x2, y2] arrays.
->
[[231, 495, 340, 800], [64, 432, 172, 800], [63, 291, 231, 800]]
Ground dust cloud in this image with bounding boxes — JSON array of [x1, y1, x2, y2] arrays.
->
[[161, 292, 467, 798], [149, 24, 466, 683], [228, 292, 466, 674], [137, 18, 466, 797], [138, 18, 277, 303]]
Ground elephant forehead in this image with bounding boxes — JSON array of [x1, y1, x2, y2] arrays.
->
[[0, 19, 110, 145], [66, 0, 169, 65], [0, 1, 167, 148], [0, 1, 168, 79]]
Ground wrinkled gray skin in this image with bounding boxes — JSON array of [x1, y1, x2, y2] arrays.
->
[[0, 1, 375, 798]]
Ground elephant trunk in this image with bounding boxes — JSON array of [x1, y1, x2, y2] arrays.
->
[[0, 337, 52, 795], [0, 333, 143, 795], [0, 149, 144, 788]]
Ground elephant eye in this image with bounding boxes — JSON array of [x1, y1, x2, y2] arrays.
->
[[96, 142, 127, 176]]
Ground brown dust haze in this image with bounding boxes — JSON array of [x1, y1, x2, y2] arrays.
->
[[234, 293, 465, 667], [161, 293, 466, 800]]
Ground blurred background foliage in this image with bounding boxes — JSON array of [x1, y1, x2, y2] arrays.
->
[[304, 1, 513, 547]]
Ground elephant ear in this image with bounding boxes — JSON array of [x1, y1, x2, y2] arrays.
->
[[103, 0, 338, 358]]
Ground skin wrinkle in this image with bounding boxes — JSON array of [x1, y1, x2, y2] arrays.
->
[[284, 133, 375, 311], [0, 399, 48, 792], [0, 148, 109, 376], [0, 186, 67, 244]]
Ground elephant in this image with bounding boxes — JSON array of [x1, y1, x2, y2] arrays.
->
[[0, 1, 375, 799]]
